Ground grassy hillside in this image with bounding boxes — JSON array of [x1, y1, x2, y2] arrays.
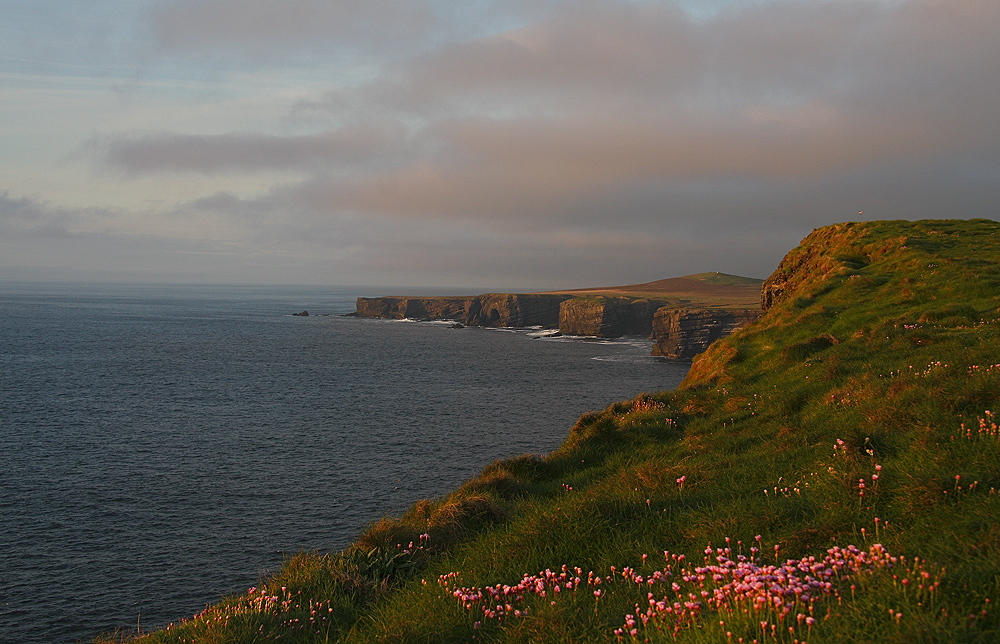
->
[[108, 219, 1000, 643], [542, 272, 763, 309]]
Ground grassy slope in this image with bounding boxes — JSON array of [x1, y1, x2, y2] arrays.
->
[[115, 219, 1000, 643]]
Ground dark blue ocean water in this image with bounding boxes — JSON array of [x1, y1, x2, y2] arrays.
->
[[0, 282, 688, 644]]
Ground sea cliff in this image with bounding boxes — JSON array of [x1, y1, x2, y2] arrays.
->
[[354, 296, 473, 321], [465, 293, 570, 328], [650, 308, 761, 360], [353, 275, 763, 358], [558, 297, 669, 337]]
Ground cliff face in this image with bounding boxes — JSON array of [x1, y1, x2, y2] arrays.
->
[[355, 297, 472, 320], [651, 308, 762, 360], [355, 294, 570, 328], [355, 293, 764, 359], [559, 298, 668, 338], [465, 294, 571, 328]]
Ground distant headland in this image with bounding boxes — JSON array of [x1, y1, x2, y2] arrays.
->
[[350, 272, 764, 360]]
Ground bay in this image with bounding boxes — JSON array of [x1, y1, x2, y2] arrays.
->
[[0, 282, 688, 643]]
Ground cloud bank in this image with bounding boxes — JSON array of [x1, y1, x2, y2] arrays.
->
[[7, 0, 999, 287]]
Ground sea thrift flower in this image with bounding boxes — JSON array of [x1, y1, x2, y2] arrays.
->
[[441, 539, 900, 640]]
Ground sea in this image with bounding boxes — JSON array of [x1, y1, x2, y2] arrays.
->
[[0, 281, 689, 644]]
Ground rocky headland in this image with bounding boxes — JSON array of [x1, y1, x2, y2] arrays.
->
[[352, 273, 764, 360]]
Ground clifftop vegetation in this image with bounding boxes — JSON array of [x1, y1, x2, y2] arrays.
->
[[104, 219, 1000, 643], [543, 272, 763, 309]]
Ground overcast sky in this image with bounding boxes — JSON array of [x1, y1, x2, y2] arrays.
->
[[1, 0, 997, 290]]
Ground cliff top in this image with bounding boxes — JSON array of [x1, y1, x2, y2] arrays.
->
[[360, 271, 764, 312], [539, 272, 763, 308]]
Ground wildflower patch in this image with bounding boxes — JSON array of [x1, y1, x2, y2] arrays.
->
[[436, 540, 911, 642]]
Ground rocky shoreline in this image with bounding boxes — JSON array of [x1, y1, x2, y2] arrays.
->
[[352, 291, 761, 360]]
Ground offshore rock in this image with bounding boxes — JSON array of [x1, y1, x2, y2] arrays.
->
[[651, 309, 762, 360], [465, 294, 571, 328], [559, 298, 669, 338]]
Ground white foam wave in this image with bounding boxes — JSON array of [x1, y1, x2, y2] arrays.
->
[[591, 354, 671, 363], [524, 329, 561, 338]]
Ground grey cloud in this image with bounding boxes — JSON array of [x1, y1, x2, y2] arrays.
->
[[0, 192, 90, 237], [396, 2, 703, 105], [287, 0, 998, 224], [135, 0, 1000, 195], [705, 0, 881, 93], [146, 0, 564, 60], [86, 124, 410, 174], [72, 0, 999, 288], [335, 1, 868, 111], [149, 0, 432, 56], [170, 184, 786, 288], [377, 0, 1000, 125], [281, 114, 996, 226]]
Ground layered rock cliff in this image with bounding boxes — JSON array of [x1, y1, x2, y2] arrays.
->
[[355, 296, 473, 321], [558, 298, 668, 337], [465, 294, 571, 328], [354, 286, 764, 360], [354, 294, 570, 328], [650, 308, 762, 360]]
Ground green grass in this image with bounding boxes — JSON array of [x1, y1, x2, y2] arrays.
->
[[105, 219, 1000, 643], [685, 272, 764, 286]]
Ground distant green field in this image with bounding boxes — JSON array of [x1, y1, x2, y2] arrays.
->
[[543, 271, 764, 309], [109, 219, 1000, 643], [685, 271, 764, 286]]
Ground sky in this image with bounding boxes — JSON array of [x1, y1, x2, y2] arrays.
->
[[1, 0, 997, 290]]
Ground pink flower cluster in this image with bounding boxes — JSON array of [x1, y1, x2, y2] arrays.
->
[[859, 464, 882, 498], [614, 542, 897, 640], [438, 540, 899, 641], [439, 564, 604, 624], [959, 410, 999, 441]]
